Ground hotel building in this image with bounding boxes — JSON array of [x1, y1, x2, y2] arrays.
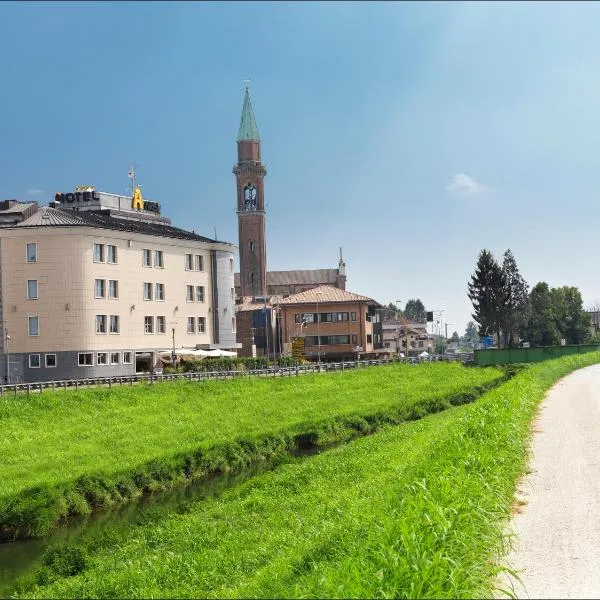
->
[[0, 187, 238, 383]]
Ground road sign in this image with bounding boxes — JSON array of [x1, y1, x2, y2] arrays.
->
[[292, 337, 305, 360]]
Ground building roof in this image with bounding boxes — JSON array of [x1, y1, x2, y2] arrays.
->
[[237, 87, 260, 142], [0, 201, 37, 214], [235, 295, 285, 312], [16, 206, 233, 245], [278, 285, 379, 306], [234, 268, 339, 288]]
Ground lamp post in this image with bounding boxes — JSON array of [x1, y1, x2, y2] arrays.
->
[[4, 323, 9, 384], [395, 300, 404, 359], [316, 290, 323, 365], [171, 326, 176, 368]]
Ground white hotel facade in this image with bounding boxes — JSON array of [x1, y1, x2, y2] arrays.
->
[[0, 188, 238, 383]]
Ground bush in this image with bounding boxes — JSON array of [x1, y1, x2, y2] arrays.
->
[[182, 356, 300, 373]]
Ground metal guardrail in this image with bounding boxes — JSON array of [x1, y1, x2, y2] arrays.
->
[[0, 353, 475, 396]]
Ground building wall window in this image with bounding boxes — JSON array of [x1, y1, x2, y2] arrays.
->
[[229, 258, 234, 273], [95, 279, 106, 299], [45, 354, 57, 368], [352, 334, 358, 346], [143, 249, 152, 267], [29, 354, 41, 368], [27, 279, 38, 300], [367, 334, 372, 344], [144, 316, 154, 334], [187, 317, 196, 333], [156, 316, 166, 333], [123, 351, 133, 364], [96, 314, 107, 334], [78, 353, 93, 366], [231, 288, 235, 302], [143, 282, 153, 301], [97, 352, 108, 365], [109, 315, 120, 334], [109, 280, 119, 299], [196, 285, 205, 302], [186, 285, 194, 302], [107, 245, 118, 264], [26, 242, 37, 263], [185, 253, 193, 270], [154, 250, 164, 268], [28, 316, 39, 336], [232, 317, 236, 333], [110, 352, 120, 365], [249, 241, 255, 252], [195, 255, 203, 271], [250, 272, 255, 285], [198, 316, 206, 333], [351, 312, 357, 322], [93, 243, 104, 263], [155, 283, 165, 301]]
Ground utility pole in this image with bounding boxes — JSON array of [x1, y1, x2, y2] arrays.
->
[[316, 290, 323, 365], [171, 326, 176, 368], [4, 322, 9, 384]]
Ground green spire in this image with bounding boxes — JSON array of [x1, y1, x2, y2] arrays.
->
[[237, 87, 260, 142]]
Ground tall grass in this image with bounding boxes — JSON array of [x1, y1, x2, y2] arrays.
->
[[0, 362, 503, 538], [11, 353, 600, 599]]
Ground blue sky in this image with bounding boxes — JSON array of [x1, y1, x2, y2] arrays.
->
[[2, 1, 600, 334]]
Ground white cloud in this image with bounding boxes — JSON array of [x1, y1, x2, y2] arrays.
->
[[27, 188, 44, 197], [446, 173, 490, 198]]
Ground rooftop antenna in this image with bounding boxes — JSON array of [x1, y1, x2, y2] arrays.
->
[[243, 78, 251, 91], [127, 163, 139, 196], [214, 226, 217, 240]]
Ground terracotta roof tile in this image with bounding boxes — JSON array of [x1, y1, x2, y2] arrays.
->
[[234, 268, 338, 288], [278, 285, 379, 306]]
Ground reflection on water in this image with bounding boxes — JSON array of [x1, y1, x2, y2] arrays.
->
[[0, 456, 299, 597]]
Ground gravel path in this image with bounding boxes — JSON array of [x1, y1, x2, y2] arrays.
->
[[499, 363, 600, 599]]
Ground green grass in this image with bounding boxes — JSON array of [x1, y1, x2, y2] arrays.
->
[[10, 353, 600, 599], [0, 362, 504, 538]]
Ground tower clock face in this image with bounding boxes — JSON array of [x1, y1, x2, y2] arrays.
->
[[243, 184, 257, 211]]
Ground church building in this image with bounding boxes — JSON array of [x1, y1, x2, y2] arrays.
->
[[233, 87, 347, 301]]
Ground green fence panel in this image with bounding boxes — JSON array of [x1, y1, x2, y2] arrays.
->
[[475, 344, 600, 366]]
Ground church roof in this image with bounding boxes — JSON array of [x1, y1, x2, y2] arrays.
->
[[234, 268, 339, 288], [278, 285, 379, 306], [237, 87, 260, 142]]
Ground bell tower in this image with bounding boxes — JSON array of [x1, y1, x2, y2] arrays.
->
[[233, 86, 267, 298]]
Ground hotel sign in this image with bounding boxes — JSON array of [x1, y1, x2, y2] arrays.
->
[[55, 191, 100, 204], [54, 191, 160, 214]]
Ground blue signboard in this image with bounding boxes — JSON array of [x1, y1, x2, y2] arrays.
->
[[482, 336, 494, 348]]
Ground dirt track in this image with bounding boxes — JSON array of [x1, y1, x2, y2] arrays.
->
[[499, 364, 600, 599]]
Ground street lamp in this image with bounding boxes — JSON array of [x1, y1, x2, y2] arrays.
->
[[394, 300, 405, 359], [4, 324, 10, 384], [316, 290, 323, 365]]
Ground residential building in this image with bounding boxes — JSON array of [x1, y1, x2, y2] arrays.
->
[[0, 185, 237, 383], [382, 318, 435, 356], [278, 285, 383, 361]]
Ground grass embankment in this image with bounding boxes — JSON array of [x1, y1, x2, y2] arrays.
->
[[11, 353, 600, 599], [0, 363, 503, 539]]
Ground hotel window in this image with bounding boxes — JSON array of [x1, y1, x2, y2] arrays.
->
[[28, 316, 39, 336], [195, 255, 203, 271], [78, 353, 93, 366], [154, 250, 164, 268], [97, 352, 108, 366], [109, 315, 120, 334], [229, 258, 234, 273], [156, 316, 166, 334], [144, 316, 154, 333], [232, 317, 236, 333], [26, 242, 37, 263], [29, 354, 41, 368], [107, 245, 118, 264], [123, 351, 133, 364], [155, 283, 165, 301], [110, 352, 120, 365], [93, 243, 105, 263], [45, 354, 57, 368], [351, 312, 357, 322], [27, 279, 38, 300], [143, 282, 153, 301], [186, 285, 194, 302], [187, 317, 195, 333], [95, 279, 106, 299], [96, 314, 107, 334], [108, 280, 119, 299], [198, 316, 206, 333], [196, 285, 205, 302], [143, 249, 152, 267], [185, 253, 193, 270]]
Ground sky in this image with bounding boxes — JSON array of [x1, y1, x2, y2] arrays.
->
[[2, 1, 600, 335]]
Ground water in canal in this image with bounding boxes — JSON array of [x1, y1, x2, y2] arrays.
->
[[0, 456, 302, 597]]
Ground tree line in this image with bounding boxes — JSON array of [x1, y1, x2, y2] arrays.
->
[[467, 249, 592, 348]]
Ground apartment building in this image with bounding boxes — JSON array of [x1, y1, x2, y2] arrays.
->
[[0, 189, 237, 383], [277, 285, 382, 361]]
